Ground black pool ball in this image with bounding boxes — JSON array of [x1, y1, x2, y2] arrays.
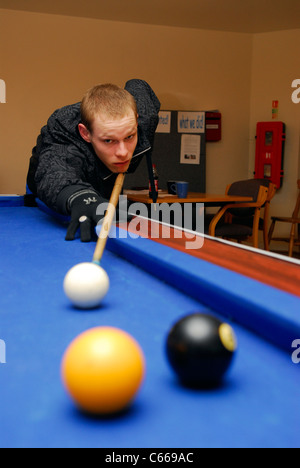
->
[[166, 313, 237, 387]]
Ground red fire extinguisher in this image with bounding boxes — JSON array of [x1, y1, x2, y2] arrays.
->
[[254, 121, 285, 188]]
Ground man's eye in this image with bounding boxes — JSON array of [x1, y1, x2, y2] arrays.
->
[[104, 139, 113, 144]]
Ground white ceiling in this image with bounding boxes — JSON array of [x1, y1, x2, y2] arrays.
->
[[0, 0, 299, 33]]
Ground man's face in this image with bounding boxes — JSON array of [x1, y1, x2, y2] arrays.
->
[[78, 110, 138, 173]]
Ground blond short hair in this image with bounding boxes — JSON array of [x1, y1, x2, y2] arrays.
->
[[80, 84, 138, 132]]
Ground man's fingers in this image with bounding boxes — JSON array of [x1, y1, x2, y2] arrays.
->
[[79, 216, 92, 242], [65, 219, 79, 241]]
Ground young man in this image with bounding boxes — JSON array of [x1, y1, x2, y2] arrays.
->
[[27, 79, 160, 242]]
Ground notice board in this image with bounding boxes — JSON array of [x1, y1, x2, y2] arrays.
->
[[124, 111, 206, 193]]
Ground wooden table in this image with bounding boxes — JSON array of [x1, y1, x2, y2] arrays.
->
[[124, 190, 252, 206]]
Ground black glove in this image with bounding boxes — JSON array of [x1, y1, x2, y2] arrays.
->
[[65, 190, 105, 242]]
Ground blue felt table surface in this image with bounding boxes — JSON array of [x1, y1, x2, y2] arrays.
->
[[0, 206, 299, 448]]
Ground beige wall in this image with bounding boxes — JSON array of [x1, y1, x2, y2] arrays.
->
[[0, 9, 299, 238], [249, 30, 300, 236], [0, 9, 252, 194]]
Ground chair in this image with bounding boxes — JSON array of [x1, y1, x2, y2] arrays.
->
[[208, 179, 269, 248], [261, 182, 277, 250], [230, 180, 277, 250], [268, 180, 300, 257]]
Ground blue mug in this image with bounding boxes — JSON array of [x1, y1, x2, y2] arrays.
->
[[176, 181, 189, 198]]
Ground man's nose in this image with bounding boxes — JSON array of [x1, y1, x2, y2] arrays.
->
[[116, 141, 128, 158]]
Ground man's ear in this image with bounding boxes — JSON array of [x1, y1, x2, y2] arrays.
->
[[78, 123, 92, 143]]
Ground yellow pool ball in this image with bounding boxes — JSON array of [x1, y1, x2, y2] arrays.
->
[[61, 327, 145, 415]]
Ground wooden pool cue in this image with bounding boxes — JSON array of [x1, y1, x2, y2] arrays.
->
[[92, 173, 125, 265], [146, 152, 158, 210]]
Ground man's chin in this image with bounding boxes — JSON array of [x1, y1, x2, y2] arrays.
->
[[111, 163, 130, 173]]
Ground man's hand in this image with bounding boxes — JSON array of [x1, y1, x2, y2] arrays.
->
[[65, 190, 104, 242]]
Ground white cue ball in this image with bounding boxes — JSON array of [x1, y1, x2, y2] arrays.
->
[[63, 262, 110, 309]]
